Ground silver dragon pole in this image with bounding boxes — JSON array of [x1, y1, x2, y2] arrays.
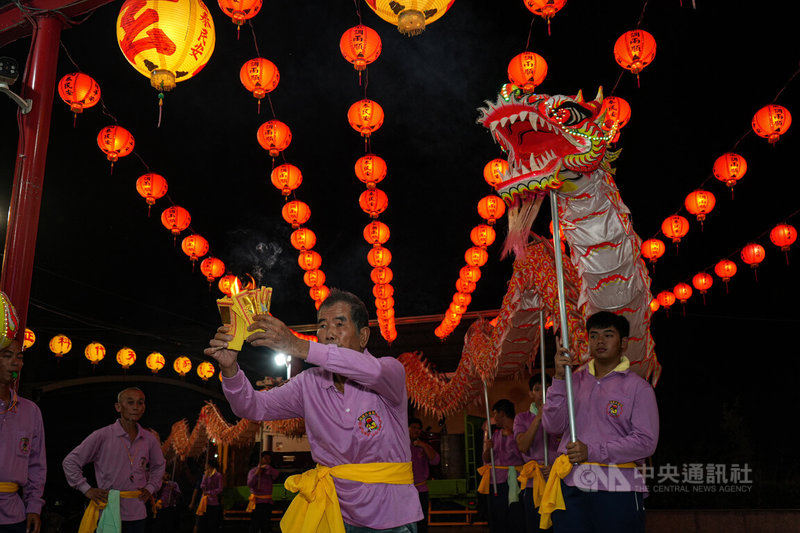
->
[[483, 380, 498, 495], [549, 189, 578, 444], [538, 309, 549, 466]]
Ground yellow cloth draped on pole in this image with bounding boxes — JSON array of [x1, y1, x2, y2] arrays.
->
[[246, 493, 273, 512], [538, 455, 638, 529], [280, 462, 412, 533], [77, 490, 141, 533], [195, 494, 208, 516], [476, 465, 508, 494], [517, 461, 546, 507], [0, 482, 20, 493]]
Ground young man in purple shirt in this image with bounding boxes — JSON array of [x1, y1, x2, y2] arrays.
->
[[205, 289, 421, 532], [154, 471, 181, 533], [196, 458, 222, 533], [408, 417, 439, 533], [63, 387, 166, 533], [541, 312, 659, 533], [246, 452, 279, 533], [0, 338, 46, 533]]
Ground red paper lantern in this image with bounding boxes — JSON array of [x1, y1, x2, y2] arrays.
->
[[456, 279, 476, 294], [201, 257, 225, 282], [477, 195, 506, 224], [310, 285, 330, 302], [614, 30, 656, 85], [523, 0, 567, 28], [303, 269, 326, 287], [359, 189, 389, 218], [459, 266, 482, 283], [290, 228, 317, 250], [367, 246, 392, 268], [348, 99, 384, 137], [684, 190, 716, 223], [661, 215, 689, 244], [656, 290, 675, 309], [649, 298, 660, 312], [673, 283, 692, 304], [752, 104, 792, 144], [271, 164, 303, 196], [375, 296, 394, 311], [712, 152, 747, 191], [218, 274, 238, 296], [470, 225, 496, 247], [692, 273, 713, 304], [218, 0, 262, 27], [58, 72, 101, 116], [239, 58, 278, 103], [371, 267, 393, 285], [740, 243, 765, 268], [97, 125, 135, 165], [507, 52, 548, 93], [363, 221, 391, 245], [257, 120, 292, 157], [135, 173, 168, 210], [298, 251, 322, 271], [355, 154, 387, 188], [340, 25, 382, 71], [641, 238, 666, 263], [373, 284, 394, 299], [161, 205, 191, 236], [181, 234, 209, 263], [600, 96, 631, 142], [770, 223, 797, 252], [483, 159, 509, 188], [281, 200, 311, 228], [714, 259, 737, 282], [465, 247, 489, 267], [453, 292, 472, 308]]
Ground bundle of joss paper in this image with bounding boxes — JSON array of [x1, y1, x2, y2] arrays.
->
[[216, 286, 272, 350]]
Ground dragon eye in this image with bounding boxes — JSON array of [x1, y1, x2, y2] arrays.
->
[[549, 102, 591, 126]]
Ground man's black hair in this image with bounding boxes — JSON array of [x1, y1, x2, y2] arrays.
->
[[586, 311, 630, 338], [319, 288, 370, 331], [492, 399, 515, 419], [408, 417, 422, 427], [260, 451, 271, 458], [528, 373, 552, 390]]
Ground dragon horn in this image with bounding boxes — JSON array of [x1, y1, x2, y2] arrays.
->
[[575, 89, 584, 103], [594, 86, 604, 103]]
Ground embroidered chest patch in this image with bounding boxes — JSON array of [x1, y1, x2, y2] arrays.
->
[[357, 410, 382, 436], [18, 437, 30, 455], [607, 400, 623, 418]]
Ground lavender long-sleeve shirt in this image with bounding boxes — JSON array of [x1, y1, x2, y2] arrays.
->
[[222, 342, 422, 529], [485, 429, 524, 484], [200, 471, 222, 506], [0, 394, 46, 525], [62, 420, 166, 521], [410, 443, 440, 492], [542, 365, 659, 493], [513, 410, 561, 488], [247, 465, 279, 497]]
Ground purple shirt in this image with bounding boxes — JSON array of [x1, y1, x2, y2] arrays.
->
[[157, 480, 181, 508], [485, 429, 524, 484], [63, 420, 166, 521], [222, 342, 422, 529], [0, 393, 46, 524], [513, 410, 561, 487], [542, 366, 659, 493], [247, 465, 279, 497], [200, 471, 222, 506], [410, 443, 440, 492]]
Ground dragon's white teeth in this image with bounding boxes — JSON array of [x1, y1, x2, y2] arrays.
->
[[519, 163, 530, 174], [529, 116, 538, 131], [518, 111, 528, 121], [490, 121, 499, 132], [500, 117, 509, 127], [509, 114, 518, 124]]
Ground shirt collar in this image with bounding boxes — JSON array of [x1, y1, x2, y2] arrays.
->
[[114, 419, 142, 439], [588, 356, 630, 376]]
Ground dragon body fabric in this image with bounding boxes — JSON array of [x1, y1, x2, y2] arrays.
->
[[401, 87, 660, 418]]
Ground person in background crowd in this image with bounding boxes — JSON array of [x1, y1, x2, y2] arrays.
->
[[409, 417, 440, 533], [196, 458, 223, 533], [247, 451, 280, 533]]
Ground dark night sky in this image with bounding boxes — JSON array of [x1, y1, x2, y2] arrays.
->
[[2, 0, 800, 509]]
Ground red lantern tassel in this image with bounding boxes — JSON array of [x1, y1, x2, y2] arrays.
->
[[158, 92, 164, 128]]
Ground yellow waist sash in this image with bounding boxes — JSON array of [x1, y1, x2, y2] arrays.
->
[[517, 461, 546, 507], [0, 482, 20, 493], [246, 493, 273, 512], [538, 455, 637, 529], [280, 461, 412, 533], [195, 494, 208, 516], [78, 490, 141, 533], [477, 465, 525, 495]]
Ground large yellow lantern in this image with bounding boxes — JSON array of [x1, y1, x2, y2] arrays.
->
[[364, 0, 455, 36], [197, 361, 215, 380], [85, 342, 106, 364], [49, 334, 72, 357], [146, 352, 166, 373], [174, 356, 192, 376], [23, 328, 36, 350], [116, 0, 216, 94], [116, 347, 137, 369]]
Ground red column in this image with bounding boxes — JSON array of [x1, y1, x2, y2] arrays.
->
[[0, 14, 63, 332]]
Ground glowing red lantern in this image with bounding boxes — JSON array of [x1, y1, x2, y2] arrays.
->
[[673, 283, 692, 304], [752, 104, 792, 144], [507, 52, 548, 93], [477, 195, 506, 224], [641, 238, 665, 264], [290, 228, 316, 251], [181, 234, 209, 263], [656, 290, 675, 309], [712, 152, 747, 192], [364, 221, 391, 245], [303, 269, 326, 287], [348, 99, 384, 137], [684, 190, 716, 224], [741, 243, 765, 279], [692, 272, 713, 294], [58, 72, 101, 119], [456, 279, 476, 294], [649, 298, 660, 312], [523, 0, 566, 33], [298, 251, 322, 271], [661, 215, 689, 244], [281, 200, 311, 228], [373, 284, 394, 299], [453, 292, 472, 308], [465, 247, 489, 267], [270, 164, 303, 196], [714, 259, 737, 288], [599, 96, 631, 142], [201, 256, 225, 282], [460, 266, 481, 283], [218, 274, 238, 295], [371, 267, 393, 285], [483, 159, 509, 188], [218, 0, 262, 28], [614, 30, 656, 85], [375, 296, 394, 311], [359, 189, 389, 218], [136, 173, 168, 212], [239, 57, 278, 108], [340, 25, 382, 71], [310, 286, 330, 302], [257, 120, 292, 157], [354, 154, 387, 189], [97, 125, 134, 169], [367, 246, 392, 267], [161, 205, 191, 236], [770, 223, 797, 264], [470, 225, 496, 247]]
